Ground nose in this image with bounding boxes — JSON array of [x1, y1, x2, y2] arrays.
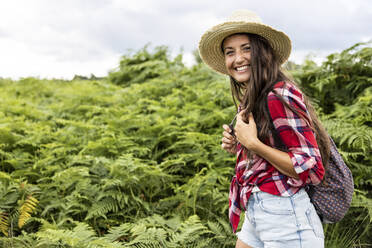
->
[[235, 51, 245, 64]]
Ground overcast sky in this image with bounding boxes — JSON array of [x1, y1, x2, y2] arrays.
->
[[0, 0, 371, 80]]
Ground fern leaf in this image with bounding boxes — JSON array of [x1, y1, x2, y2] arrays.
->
[[18, 195, 38, 228], [0, 212, 9, 236]]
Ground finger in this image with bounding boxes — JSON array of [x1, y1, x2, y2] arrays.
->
[[222, 124, 232, 132], [223, 131, 234, 140], [222, 135, 235, 144], [238, 108, 247, 116], [227, 144, 237, 153], [223, 144, 233, 150], [228, 147, 236, 154], [222, 137, 235, 144], [221, 143, 232, 149], [221, 138, 234, 147]]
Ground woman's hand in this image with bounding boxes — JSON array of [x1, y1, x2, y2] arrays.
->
[[221, 124, 237, 154], [234, 109, 261, 151], [234, 109, 299, 179]]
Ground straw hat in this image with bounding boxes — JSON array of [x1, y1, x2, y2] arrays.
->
[[198, 10, 292, 75]]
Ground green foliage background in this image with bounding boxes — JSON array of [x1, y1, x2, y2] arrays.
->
[[0, 43, 371, 247]]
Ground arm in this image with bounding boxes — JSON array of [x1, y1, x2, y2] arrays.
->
[[266, 83, 324, 186], [234, 82, 324, 186]]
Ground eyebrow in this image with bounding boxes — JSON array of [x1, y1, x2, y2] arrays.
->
[[223, 42, 251, 51]]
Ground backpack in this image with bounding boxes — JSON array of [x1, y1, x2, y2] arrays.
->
[[305, 137, 354, 223]]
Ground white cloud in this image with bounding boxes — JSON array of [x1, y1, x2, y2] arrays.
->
[[0, 35, 120, 79], [0, 0, 371, 79]]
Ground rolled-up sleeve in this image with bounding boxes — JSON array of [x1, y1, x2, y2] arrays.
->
[[267, 82, 324, 187]]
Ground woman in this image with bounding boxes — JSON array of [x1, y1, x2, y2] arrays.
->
[[198, 10, 330, 247]]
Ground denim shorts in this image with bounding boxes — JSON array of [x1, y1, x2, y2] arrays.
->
[[236, 188, 324, 248]]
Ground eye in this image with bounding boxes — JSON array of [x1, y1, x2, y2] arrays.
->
[[225, 50, 234, 56], [243, 46, 251, 51]]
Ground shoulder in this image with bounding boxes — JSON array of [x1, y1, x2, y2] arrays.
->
[[267, 81, 309, 118], [268, 81, 306, 107], [269, 81, 304, 100]]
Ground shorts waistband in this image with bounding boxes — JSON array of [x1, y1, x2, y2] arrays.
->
[[252, 188, 308, 202]]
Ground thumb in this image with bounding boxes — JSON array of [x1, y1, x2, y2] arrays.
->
[[239, 107, 247, 115], [248, 112, 255, 124], [237, 108, 247, 119]]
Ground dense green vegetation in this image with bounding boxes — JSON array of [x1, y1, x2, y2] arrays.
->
[[0, 43, 371, 247]]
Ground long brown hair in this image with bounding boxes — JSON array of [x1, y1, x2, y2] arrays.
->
[[226, 33, 330, 168]]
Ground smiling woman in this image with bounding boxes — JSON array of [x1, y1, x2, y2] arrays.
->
[[198, 10, 332, 248]]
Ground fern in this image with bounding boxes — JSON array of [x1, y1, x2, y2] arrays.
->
[[125, 227, 168, 248], [85, 198, 119, 221], [0, 233, 38, 248], [36, 222, 96, 247], [104, 223, 133, 243], [0, 212, 9, 236], [0, 42, 370, 246], [18, 195, 38, 228], [169, 215, 211, 247], [206, 218, 236, 247]]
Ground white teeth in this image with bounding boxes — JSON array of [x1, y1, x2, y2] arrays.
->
[[236, 65, 249, 71]]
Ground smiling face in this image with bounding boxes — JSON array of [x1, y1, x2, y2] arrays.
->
[[222, 34, 251, 83]]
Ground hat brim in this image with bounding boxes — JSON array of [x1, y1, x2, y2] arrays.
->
[[198, 22, 292, 75]]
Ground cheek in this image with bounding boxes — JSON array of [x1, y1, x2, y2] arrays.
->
[[224, 57, 233, 70]]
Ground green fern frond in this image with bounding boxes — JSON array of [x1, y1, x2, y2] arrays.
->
[[85, 197, 119, 220], [323, 118, 372, 153], [0, 171, 12, 182], [170, 215, 211, 246], [72, 222, 96, 240], [352, 190, 372, 222], [126, 227, 168, 248], [87, 238, 126, 248], [104, 223, 133, 242], [0, 234, 38, 248], [36, 222, 96, 247]]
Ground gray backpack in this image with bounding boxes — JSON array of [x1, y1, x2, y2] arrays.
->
[[305, 137, 354, 223]]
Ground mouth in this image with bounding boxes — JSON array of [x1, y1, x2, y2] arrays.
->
[[235, 65, 250, 72]]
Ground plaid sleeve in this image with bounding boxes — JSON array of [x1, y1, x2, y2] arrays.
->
[[267, 82, 325, 186]]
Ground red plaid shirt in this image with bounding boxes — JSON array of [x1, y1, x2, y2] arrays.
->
[[228, 81, 325, 232]]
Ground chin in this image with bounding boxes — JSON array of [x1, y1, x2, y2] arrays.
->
[[231, 72, 250, 83], [234, 76, 250, 83]]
